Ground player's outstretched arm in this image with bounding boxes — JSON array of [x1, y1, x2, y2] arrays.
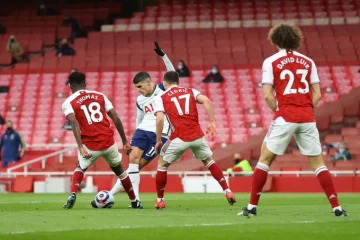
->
[[197, 95, 216, 137], [107, 109, 131, 154], [154, 112, 164, 154], [311, 83, 321, 107], [154, 41, 175, 72], [66, 113, 92, 159], [263, 84, 277, 112]]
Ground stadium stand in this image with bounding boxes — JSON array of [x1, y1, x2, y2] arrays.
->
[[0, 0, 359, 177]]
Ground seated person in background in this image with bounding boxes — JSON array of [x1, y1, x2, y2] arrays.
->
[[226, 153, 253, 174], [63, 15, 81, 38], [330, 142, 352, 161], [0, 114, 5, 125], [203, 64, 224, 83], [176, 60, 190, 77], [56, 39, 75, 57], [6, 35, 25, 63]]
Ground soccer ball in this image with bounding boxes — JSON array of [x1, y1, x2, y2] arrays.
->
[[94, 190, 115, 208]]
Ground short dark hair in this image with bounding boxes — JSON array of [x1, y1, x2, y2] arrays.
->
[[133, 71, 151, 84], [68, 71, 85, 85], [268, 23, 303, 51], [163, 71, 179, 85]]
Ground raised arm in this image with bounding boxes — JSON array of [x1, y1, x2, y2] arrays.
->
[[154, 41, 175, 72]]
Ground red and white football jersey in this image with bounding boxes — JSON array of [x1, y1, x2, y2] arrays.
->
[[154, 87, 204, 141], [262, 49, 320, 123], [62, 90, 115, 150]]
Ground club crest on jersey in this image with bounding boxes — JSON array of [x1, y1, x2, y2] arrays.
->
[[144, 104, 155, 113]]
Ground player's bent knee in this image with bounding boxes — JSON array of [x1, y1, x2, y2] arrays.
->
[[201, 157, 213, 166], [158, 157, 170, 168], [129, 147, 143, 163]]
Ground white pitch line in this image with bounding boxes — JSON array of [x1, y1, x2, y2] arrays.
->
[[3, 221, 321, 235]]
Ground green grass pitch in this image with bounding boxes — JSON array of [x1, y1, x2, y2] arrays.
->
[[0, 193, 359, 240]]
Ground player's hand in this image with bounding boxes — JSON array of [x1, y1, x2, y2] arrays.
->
[[154, 41, 165, 57], [154, 140, 163, 155], [206, 122, 217, 137], [123, 143, 132, 155], [80, 147, 92, 159]]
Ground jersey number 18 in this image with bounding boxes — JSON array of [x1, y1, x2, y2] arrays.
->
[[81, 102, 103, 124]]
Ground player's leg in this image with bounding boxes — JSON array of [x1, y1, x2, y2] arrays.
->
[[295, 123, 347, 216], [155, 138, 187, 209], [125, 130, 155, 201], [190, 138, 236, 205], [238, 120, 295, 216], [64, 145, 98, 209], [102, 143, 142, 209], [109, 158, 148, 196]]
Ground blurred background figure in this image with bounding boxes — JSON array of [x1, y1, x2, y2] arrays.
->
[[63, 15, 82, 39], [176, 60, 190, 77], [56, 39, 75, 57], [203, 64, 224, 83], [0, 22, 5, 34], [0, 114, 5, 125], [6, 35, 25, 63], [0, 120, 26, 168], [330, 142, 352, 161], [37, 4, 57, 16], [226, 153, 252, 174]]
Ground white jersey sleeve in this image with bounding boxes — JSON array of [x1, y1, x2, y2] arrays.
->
[[154, 95, 165, 114], [62, 100, 74, 117], [103, 94, 114, 112], [310, 61, 320, 84], [261, 58, 274, 85], [191, 88, 201, 101], [162, 54, 175, 72], [136, 102, 145, 127]]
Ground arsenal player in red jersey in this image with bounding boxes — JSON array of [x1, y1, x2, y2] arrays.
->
[[153, 71, 236, 209], [62, 71, 142, 209], [238, 23, 347, 217]]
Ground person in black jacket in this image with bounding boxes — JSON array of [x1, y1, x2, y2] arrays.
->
[[203, 64, 224, 83], [56, 39, 75, 57], [176, 60, 190, 77]]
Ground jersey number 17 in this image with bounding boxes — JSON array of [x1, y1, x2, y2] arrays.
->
[[171, 94, 190, 115]]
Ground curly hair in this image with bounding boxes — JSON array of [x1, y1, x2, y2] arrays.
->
[[268, 23, 303, 51]]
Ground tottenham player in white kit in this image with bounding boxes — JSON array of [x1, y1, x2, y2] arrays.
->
[[95, 42, 174, 205]]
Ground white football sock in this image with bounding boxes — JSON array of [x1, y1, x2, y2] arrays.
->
[[333, 206, 342, 212], [109, 178, 124, 196], [128, 163, 140, 201], [247, 203, 257, 210]]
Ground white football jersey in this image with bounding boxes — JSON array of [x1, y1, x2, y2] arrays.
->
[[136, 85, 170, 136]]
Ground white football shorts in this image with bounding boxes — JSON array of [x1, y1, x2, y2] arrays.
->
[[78, 143, 122, 170], [264, 117, 322, 156], [161, 137, 213, 163]]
